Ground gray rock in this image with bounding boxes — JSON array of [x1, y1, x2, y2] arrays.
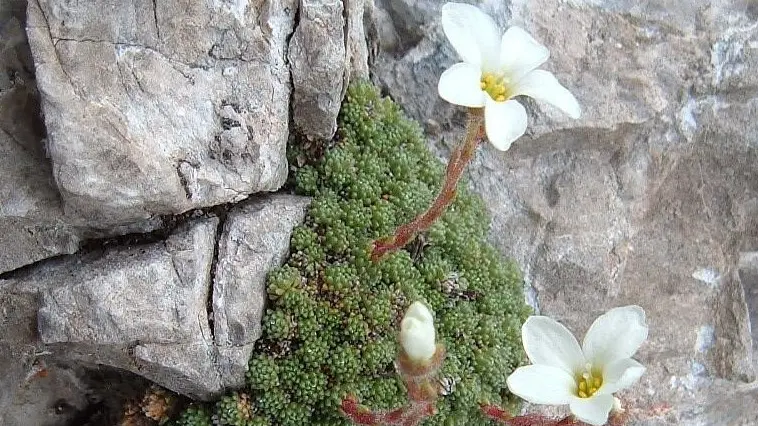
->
[[212, 194, 311, 387], [739, 252, 758, 375], [35, 217, 220, 398], [345, 0, 375, 80], [289, 0, 347, 139], [0, 0, 81, 274], [25, 0, 295, 228], [702, 382, 758, 426], [2, 194, 310, 402], [372, 0, 758, 424], [289, 0, 375, 140], [0, 279, 47, 425], [0, 360, 91, 426]]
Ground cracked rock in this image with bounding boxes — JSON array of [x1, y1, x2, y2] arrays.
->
[[35, 218, 220, 399], [289, 0, 347, 139], [212, 194, 311, 388], [2, 194, 310, 403], [289, 0, 375, 140], [25, 0, 296, 228]]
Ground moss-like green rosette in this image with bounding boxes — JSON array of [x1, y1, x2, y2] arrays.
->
[[173, 82, 530, 426]]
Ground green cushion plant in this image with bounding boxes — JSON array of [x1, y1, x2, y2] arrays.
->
[[172, 82, 529, 426]]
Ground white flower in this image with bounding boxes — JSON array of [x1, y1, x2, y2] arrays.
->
[[438, 2, 581, 151], [399, 301, 437, 363], [506, 306, 648, 426]]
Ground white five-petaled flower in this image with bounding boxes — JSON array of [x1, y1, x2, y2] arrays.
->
[[399, 301, 437, 364], [506, 306, 648, 426], [438, 2, 581, 151]]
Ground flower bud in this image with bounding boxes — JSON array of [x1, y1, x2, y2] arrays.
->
[[399, 302, 436, 363]]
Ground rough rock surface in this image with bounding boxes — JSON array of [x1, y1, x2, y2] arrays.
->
[[289, 0, 347, 139], [372, 0, 758, 424], [289, 0, 375, 139], [35, 218, 220, 399], [0, 0, 81, 274], [740, 252, 758, 374], [25, 0, 296, 228], [0, 194, 310, 411], [213, 195, 311, 387]]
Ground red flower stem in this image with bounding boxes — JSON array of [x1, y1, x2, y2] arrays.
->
[[371, 109, 485, 261]]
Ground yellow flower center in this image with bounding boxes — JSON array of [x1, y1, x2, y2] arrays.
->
[[577, 366, 603, 399], [480, 72, 511, 102]]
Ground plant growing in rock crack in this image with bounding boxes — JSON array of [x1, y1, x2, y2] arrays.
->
[[170, 81, 530, 425], [370, 2, 581, 261]]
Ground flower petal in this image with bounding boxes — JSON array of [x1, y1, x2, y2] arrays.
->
[[438, 62, 486, 107], [499, 26, 550, 80], [441, 2, 501, 69], [600, 358, 646, 394], [484, 98, 528, 151], [569, 394, 614, 426], [506, 365, 576, 405], [521, 315, 585, 374], [582, 305, 648, 367], [513, 70, 581, 119]]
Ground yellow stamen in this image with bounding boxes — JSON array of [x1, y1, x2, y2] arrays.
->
[[576, 366, 603, 399], [480, 72, 511, 103]]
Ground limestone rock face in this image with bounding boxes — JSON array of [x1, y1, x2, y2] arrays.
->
[[289, 0, 375, 140], [289, 0, 347, 139], [373, 0, 758, 424], [0, 194, 310, 405], [25, 0, 296, 228], [3, 0, 373, 272], [0, 0, 81, 273], [35, 218, 221, 399], [213, 194, 311, 387]]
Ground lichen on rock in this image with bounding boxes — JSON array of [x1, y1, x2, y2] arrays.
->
[[172, 82, 530, 425]]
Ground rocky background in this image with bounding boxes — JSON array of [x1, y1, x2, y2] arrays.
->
[[0, 0, 756, 425]]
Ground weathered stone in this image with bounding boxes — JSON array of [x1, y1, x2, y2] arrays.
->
[[25, 0, 295, 228], [38, 219, 216, 346], [2, 193, 310, 403], [739, 252, 758, 374], [134, 343, 221, 399], [345, 0, 375, 80], [372, 0, 758, 423], [0, 0, 82, 274], [289, 0, 375, 140], [33, 218, 219, 398], [289, 0, 347, 139], [702, 382, 758, 426], [212, 194, 311, 387], [0, 360, 90, 426], [0, 279, 45, 425]]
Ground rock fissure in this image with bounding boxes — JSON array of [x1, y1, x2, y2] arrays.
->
[[206, 214, 225, 342], [284, 0, 301, 138], [151, 0, 161, 42]]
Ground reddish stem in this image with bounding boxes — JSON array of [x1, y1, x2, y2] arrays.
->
[[371, 110, 485, 261], [341, 346, 445, 425]]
